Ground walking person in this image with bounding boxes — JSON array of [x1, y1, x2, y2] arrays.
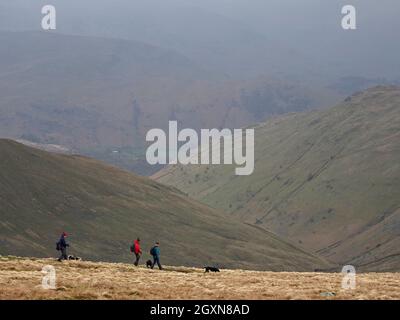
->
[[132, 238, 142, 266], [56, 232, 69, 262], [150, 242, 162, 270]]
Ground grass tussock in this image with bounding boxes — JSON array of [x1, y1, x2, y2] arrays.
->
[[0, 257, 399, 300]]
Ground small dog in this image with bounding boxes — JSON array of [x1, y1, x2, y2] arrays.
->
[[204, 266, 220, 273], [146, 260, 153, 268], [68, 255, 81, 261]]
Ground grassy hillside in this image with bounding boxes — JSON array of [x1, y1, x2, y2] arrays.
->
[[154, 86, 400, 271], [1, 256, 399, 300], [0, 139, 330, 271]]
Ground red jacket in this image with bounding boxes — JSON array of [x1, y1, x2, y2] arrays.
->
[[134, 240, 141, 254]]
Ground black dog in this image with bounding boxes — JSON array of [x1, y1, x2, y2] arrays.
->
[[204, 266, 220, 273], [67, 255, 81, 261], [146, 260, 153, 268]]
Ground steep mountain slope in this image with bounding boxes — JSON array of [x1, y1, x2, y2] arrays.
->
[[154, 86, 400, 271], [0, 139, 330, 271]]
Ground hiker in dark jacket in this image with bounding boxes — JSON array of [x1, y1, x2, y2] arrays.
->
[[133, 238, 142, 266], [57, 232, 69, 262], [150, 242, 162, 270]]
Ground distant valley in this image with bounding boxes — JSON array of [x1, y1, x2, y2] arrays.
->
[[0, 31, 343, 174]]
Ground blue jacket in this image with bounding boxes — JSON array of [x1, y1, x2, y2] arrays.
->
[[151, 246, 160, 258]]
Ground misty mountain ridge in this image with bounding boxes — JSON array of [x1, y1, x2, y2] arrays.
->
[[0, 31, 343, 174]]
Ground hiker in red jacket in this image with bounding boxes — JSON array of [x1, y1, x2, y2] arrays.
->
[[133, 238, 142, 266]]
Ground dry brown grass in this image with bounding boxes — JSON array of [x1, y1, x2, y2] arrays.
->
[[0, 256, 399, 300]]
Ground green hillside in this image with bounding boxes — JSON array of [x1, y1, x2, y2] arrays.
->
[[154, 86, 400, 271], [0, 139, 330, 271]]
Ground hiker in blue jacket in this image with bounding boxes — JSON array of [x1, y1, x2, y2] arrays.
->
[[57, 232, 70, 262], [150, 242, 162, 270]]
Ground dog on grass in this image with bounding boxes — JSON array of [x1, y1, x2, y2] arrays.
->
[[146, 260, 153, 268], [204, 266, 220, 273], [67, 255, 81, 261]]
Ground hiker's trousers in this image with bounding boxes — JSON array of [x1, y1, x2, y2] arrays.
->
[[59, 248, 68, 261], [134, 253, 141, 266], [151, 256, 162, 270]]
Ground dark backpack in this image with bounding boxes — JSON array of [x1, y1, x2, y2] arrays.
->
[[56, 241, 61, 251], [150, 247, 156, 256], [130, 244, 135, 253]]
